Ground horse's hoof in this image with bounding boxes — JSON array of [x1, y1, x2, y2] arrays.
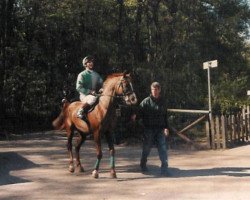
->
[[110, 172, 117, 179], [76, 165, 84, 173], [69, 164, 75, 173], [92, 170, 99, 179]]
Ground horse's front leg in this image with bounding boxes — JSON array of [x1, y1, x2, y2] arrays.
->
[[66, 127, 74, 173], [105, 131, 117, 178], [75, 132, 86, 173], [92, 131, 102, 179]]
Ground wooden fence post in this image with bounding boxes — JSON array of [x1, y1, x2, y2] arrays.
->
[[215, 116, 221, 149], [236, 114, 241, 143], [240, 113, 245, 143], [221, 115, 228, 149], [227, 115, 232, 147], [210, 117, 216, 149], [232, 115, 236, 146], [206, 121, 211, 149], [242, 106, 246, 142], [247, 106, 250, 141]]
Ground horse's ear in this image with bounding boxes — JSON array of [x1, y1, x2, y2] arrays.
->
[[123, 70, 130, 77]]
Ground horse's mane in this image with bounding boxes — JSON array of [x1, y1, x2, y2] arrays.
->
[[105, 73, 124, 81], [103, 73, 124, 87]]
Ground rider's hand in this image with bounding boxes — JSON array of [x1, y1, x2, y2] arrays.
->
[[90, 90, 96, 95]]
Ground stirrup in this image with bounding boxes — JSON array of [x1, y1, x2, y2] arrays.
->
[[77, 108, 84, 118]]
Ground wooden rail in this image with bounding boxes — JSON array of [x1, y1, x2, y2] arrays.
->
[[168, 109, 210, 114], [167, 108, 210, 148]]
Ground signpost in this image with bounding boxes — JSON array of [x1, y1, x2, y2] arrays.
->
[[203, 60, 218, 148], [203, 60, 218, 121]]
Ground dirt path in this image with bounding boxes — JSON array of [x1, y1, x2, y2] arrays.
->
[[0, 131, 250, 200]]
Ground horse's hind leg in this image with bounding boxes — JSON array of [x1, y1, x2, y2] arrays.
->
[[105, 131, 117, 178], [92, 131, 102, 179], [67, 127, 75, 173], [75, 132, 86, 173]]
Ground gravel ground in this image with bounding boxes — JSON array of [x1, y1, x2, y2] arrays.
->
[[0, 130, 250, 200]]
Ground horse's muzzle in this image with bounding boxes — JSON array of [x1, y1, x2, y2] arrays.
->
[[125, 93, 137, 105]]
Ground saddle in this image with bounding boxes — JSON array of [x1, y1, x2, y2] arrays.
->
[[85, 97, 100, 114], [81, 97, 100, 123]]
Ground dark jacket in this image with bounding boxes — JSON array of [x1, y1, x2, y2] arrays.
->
[[139, 95, 169, 129]]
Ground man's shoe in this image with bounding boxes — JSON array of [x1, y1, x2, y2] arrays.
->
[[77, 108, 84, 118], [140, 163, 148, 172]]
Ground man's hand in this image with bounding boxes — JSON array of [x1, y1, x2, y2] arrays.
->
[[131, 114, 136, 122], [164, 128, 169, 137]]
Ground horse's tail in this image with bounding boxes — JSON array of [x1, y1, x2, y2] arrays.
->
[[52, 99, 69, 130]]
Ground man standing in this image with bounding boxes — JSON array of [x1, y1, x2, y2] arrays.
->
[[76, 55, 103, 118], [137, 82, 170, 176]]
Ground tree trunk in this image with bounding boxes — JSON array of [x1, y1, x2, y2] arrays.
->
[[0, 0, 7, 100], [135, 0, 143, 62], [117, 0, 125, 69]]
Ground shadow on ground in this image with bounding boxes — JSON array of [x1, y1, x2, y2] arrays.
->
[[0, 152, 39, 186], [169, 167, 250, 178], [114, 164, 250, 181]]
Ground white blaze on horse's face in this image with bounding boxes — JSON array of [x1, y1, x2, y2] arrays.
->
[[124, 82, 137, 105], [117, 75, 137, 105]]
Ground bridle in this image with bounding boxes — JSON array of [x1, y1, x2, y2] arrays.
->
[[96, 77, 134, 99], [115, 77, 135, 98]]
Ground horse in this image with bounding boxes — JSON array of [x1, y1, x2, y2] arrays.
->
[[52, 72, 137, 178]]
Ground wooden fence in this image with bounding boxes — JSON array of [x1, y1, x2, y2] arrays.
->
[[208, 105, 250, 149]]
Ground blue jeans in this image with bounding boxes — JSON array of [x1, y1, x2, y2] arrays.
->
[[140, 128, 168, 170]]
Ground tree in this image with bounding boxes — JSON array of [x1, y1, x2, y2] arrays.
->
[[1, 0, 250, 132]]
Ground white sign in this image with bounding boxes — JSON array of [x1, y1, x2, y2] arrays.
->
[[247, 90, 250, 96], [203, 60, 218, 69]]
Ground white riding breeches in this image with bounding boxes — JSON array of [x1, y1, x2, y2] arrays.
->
[[80, 94, 97, 105]]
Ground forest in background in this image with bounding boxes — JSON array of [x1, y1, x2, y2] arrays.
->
[[1, 0, 250, 133]]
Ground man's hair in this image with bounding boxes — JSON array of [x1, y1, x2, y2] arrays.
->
[[82, 55, 94, 67], [151, 82, 161, 89]]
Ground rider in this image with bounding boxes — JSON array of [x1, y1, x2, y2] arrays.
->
[[76, 55, 103, 118]]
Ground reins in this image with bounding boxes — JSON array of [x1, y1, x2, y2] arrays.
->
[[96, 77, 134, 99], [96, 93, 122, 98]]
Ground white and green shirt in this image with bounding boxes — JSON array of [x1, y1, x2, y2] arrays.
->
[[76, 69, 103, 95]]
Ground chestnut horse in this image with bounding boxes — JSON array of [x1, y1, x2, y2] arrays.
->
[[52, 72, 137, 178]]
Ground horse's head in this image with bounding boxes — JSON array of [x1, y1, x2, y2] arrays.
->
[[114, 72, 138, 105]]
